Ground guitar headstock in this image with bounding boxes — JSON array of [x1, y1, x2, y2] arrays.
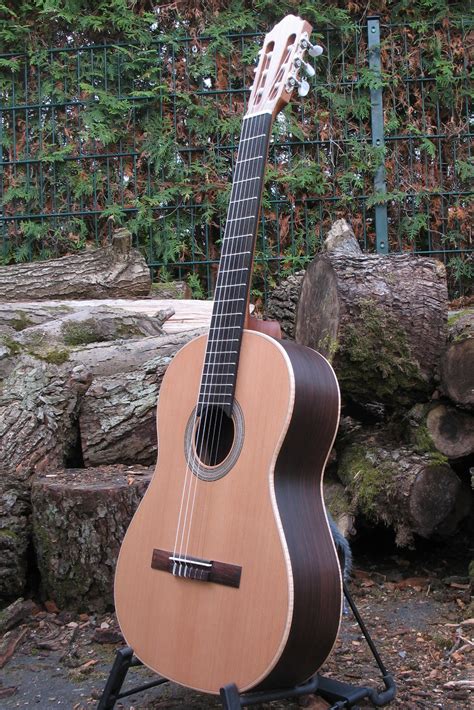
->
[[247, 14, 322, 119]]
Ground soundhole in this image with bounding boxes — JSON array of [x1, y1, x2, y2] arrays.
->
[[184, 400, 244, 481], [195, 406, 234, 467]]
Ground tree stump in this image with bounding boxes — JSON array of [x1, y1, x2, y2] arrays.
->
[[31, 465, 153, 611], [295, 220, 448, 406], [0, 357, 90, 599], [0, 229, 151, 301], [336, 424, 471, 546], [79, 354, 170, 467], [440, 310, 473, 409]]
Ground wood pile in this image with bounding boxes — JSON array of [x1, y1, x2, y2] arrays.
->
[[0, 221, 472, 610], [268, 219, 473, 546]]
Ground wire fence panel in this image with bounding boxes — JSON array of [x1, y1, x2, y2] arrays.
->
[[0, 18, 472, 301]]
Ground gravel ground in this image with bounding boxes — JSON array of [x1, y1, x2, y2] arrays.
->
[[1, 532, 472, 709]]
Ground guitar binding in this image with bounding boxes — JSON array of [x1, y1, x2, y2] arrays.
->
[[97, 580, 396, 710]]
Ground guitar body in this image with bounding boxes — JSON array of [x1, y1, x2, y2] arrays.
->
[[115, 330, 342, 693]]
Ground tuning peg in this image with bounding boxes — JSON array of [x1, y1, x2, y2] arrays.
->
[[294, 58, 316, 78], [297, 78, 310, 97], [300, 38, 324, 58], [286, 76, 310, 97]]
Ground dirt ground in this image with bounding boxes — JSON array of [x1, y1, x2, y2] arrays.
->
[[1, 529, 472, 710]]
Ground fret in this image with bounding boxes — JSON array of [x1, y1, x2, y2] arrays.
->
[[220, 250, 250, 257], [202, 364, 236, 371], [207, 338, 240, 343], [210, 311, 244, 318], [209, 325, 241, 331], [218, 267, 246, 275], [240, 132, 267, 142], [228, 196, 258, 205], [223, 233, 253, 240], [235, 154, 263, 165], [215, 282, 246, 289], [233, 176, 260, 185]]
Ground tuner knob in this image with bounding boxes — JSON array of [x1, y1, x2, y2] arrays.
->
[[294, 58, 316, 78], [297, 78, 310, 97], [301, 38, 324, 58], [308, 43, 323, 58]]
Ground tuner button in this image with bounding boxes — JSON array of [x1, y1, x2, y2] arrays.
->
[[297, 78, 310, 97], [308, 43, 324, 58]]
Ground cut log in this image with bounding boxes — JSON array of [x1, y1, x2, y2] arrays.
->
[[0, 229, 151, 301], [0, 357, 91, 599], [440, 310, 473, 409], [15, 305, 173, 349], [295, 219, 448, 406], [31, 465, 153, 611], [404, 402, 474, 460], [79, 354, 169, 466], [265, 270, 304, 339], [336, 424, 471, 546], [150, 281, 192, 299], [68, 327, 204, 377]]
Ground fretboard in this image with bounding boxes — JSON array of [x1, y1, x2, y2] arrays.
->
[[198, 112, 273, 416]]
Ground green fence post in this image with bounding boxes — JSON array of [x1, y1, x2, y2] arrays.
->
[[367, 16, 388, 254]]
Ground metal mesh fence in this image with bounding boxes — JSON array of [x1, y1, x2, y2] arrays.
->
[[0, 17, 472, 301]]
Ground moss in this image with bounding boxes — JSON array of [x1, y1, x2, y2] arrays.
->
[[0, 528, 18, 540], [411, 422, 436, 455], [9, 311, 33, 331], [61, 319, 107, 346], [468, 560, 474, 582], [447, 308, 472, 326], [0, 335, 22, 356], [338, 297, 427, 405], [34, 348, 70, 365], [318, 332, 339, 361], [116, 323, 143, 339], [338, 444, 393, 520]]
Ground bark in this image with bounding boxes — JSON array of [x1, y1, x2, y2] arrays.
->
[[150, 281, 192, 299], [265, 270, 305, 339], [68, 328, 204, 377], [0, 229, 151, 301], [15, 305, 173, 349], [336, 424, 471, 546], [0, 357, 91, 599], [404, 402, 474, 460], [31, 465, 153, 611], [294, 220, 448, 406], [440, 310, 473, 409], [79, 354, 169, 466]]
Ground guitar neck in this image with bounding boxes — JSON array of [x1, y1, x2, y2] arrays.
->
[[199, 111, 273, 415]]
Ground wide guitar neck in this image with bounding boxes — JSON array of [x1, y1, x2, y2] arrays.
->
[[198, 111, 273, 416]]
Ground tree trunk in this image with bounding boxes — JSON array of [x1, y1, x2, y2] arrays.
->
[[31, 465, 153, 611], [0, 229, 151, 301], [0, 357, 90, 599], [336, 424, 471, 546], [295, 221, 448, 406], [79, 354, 170, 467], [440, 310, 473, 409]]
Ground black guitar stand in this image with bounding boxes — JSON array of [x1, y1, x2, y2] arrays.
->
[[97, 580, 396, 710]]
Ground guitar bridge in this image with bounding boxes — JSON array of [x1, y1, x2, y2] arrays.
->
[[151, 548, 241, 588]]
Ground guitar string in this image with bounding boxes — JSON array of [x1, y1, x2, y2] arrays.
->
[[178, 114, 259, 568], [180, 113, 269, 569], [171, 114, 257, 573], [174, 115, 255, 571], [201, 113, 267, 484]]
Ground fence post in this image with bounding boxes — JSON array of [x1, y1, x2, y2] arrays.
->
[[367, 16, 388, 254]]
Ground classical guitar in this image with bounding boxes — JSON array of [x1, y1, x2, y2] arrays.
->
[[115, 14, 342, 694]]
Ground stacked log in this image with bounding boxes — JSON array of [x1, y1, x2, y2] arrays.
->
[[0, 228, 151, 301], [267, 220, 472, 546]]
